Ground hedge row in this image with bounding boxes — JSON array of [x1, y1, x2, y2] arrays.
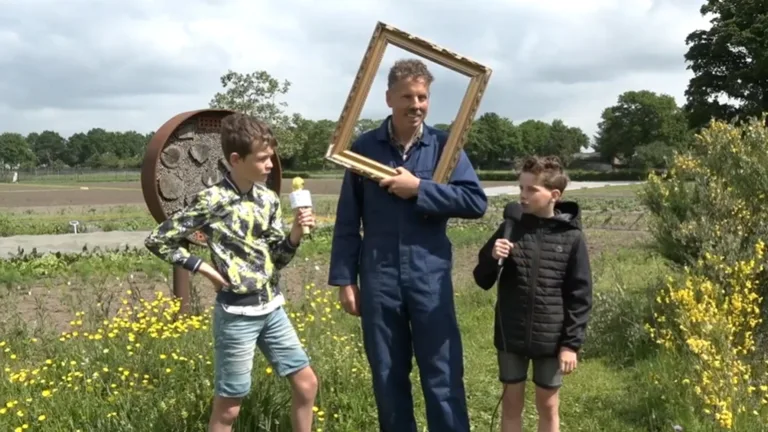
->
[[478, 169, 656, 182], [282, 169, 654, 182]]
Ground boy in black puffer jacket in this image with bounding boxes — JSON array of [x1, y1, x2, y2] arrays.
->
[[473, 155, 593, 432]]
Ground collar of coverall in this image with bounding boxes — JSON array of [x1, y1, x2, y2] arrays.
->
[[376, 115, 430, 147]]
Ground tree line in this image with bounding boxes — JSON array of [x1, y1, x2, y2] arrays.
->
[[0, 86, 693, 173], [1, 0, 764, 172], [0, 109, 593, 172]]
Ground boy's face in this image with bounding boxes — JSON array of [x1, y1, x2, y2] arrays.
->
[[228, 142, 274, 184], [518, 172, 561, 217]]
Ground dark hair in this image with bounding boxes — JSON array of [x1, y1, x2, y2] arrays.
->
[[520, 155, 569, 193], [387, 58, 434, 89], [219, 113, 277, 159]]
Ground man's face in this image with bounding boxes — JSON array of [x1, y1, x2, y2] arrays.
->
[[518, 172, 559, 216], [386, 76, 430, 129], [229, 143, 274, 184]]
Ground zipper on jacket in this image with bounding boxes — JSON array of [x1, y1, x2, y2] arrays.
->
[[525, 223, 543, 352]]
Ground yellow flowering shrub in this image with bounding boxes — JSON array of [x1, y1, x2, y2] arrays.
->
[[647, 241, 768, 429], [640, 116, 768, 429]]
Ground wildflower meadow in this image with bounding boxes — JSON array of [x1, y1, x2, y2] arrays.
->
[[3, 117, 768, 431]]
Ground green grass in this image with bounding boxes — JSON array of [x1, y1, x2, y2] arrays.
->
[[0, 196, 341, 237], [14, 171, 142, 184], [0, 239, 655, 431], [567, 184, 642, 195], [0, 222, 717, 432], [455, 281, 663, 432], [2, 185, 766, 431]]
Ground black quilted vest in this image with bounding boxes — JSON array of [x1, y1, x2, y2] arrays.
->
[[473, 201, 586, 358]]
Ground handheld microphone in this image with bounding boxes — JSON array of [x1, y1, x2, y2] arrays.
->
[[497, 203, 522, 266], [498, 220, 513, 267], [289, 177, 313, 235]]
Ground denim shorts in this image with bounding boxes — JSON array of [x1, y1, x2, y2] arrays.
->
[[212, 303, 310, 398], [498, 350, 563, 389]]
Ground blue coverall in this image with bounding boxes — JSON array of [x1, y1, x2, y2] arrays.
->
[[328, 117, 488, 431]]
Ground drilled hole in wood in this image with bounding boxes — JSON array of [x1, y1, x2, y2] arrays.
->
[[197, 117, 222, 131]]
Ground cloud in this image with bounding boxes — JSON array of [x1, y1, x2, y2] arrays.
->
[[0, 0, 710, 143]]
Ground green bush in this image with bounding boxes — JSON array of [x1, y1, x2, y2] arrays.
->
[[638, 115, 768, 267], [582, 246, 666, 367], [281, 170, 314, 179]]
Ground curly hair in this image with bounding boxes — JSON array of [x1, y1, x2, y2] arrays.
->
[[387, 58, 434, 89], [219, 113, 277, 160], [520, 155, 570, 193]]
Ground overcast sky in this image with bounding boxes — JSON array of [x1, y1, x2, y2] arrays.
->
[[0, 0, 710, 145]]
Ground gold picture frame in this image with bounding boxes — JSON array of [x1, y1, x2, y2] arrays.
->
[[325, 21, 493, 184]]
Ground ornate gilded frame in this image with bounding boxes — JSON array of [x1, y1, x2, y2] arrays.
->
[[324, 21, 493, 184]]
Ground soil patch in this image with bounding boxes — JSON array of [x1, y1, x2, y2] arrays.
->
[[1, 179, 512, 209]]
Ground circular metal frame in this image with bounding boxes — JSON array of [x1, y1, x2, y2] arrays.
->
[[141, 109, 283, 224]]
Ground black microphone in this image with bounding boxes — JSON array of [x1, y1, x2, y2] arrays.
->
[[497, 203, 521, 266]]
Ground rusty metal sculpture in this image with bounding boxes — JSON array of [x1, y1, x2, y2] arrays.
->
[[141, 109, 283, 314]]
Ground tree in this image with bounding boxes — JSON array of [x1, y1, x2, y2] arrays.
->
[[631, 141, 675, 170], [0, 101, 595, 172], [209, 70, 291, 122], [465, 113, 521, 169], [354, 118, 383, 140], [0, 133, 35, 167], [539, 119, 589, 166], [30, 131, 68, 167], [279, 114, 337, 170], [683, 0, 768, 129], [209, 70, 299, 158], [300, 117, 336, 170], [516, 120, 551, 157], [593, 90, 691, 164]]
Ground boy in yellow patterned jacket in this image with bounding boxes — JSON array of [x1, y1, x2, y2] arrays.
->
[[145, 113, 317, 432]]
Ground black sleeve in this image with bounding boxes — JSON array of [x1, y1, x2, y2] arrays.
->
[[560, 232, 593, 351], [472, 221, 505, 290]]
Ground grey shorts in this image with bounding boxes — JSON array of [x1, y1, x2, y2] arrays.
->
[[498, 350, 563, 389]]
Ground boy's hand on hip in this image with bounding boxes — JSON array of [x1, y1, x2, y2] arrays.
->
[[197, 262, 229, 292], [492, 239, 514, 261], [559, 347, 578, 374]]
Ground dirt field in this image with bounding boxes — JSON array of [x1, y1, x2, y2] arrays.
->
[[0, 179, 512, 210]]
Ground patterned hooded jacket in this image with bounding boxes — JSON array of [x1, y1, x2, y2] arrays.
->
[[144, 173, 297, 307]]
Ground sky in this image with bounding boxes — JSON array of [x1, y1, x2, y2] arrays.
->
[[0, 0, 711, 147]]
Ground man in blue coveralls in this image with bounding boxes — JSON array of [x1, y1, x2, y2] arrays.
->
[[328, 58, 488, 431]]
